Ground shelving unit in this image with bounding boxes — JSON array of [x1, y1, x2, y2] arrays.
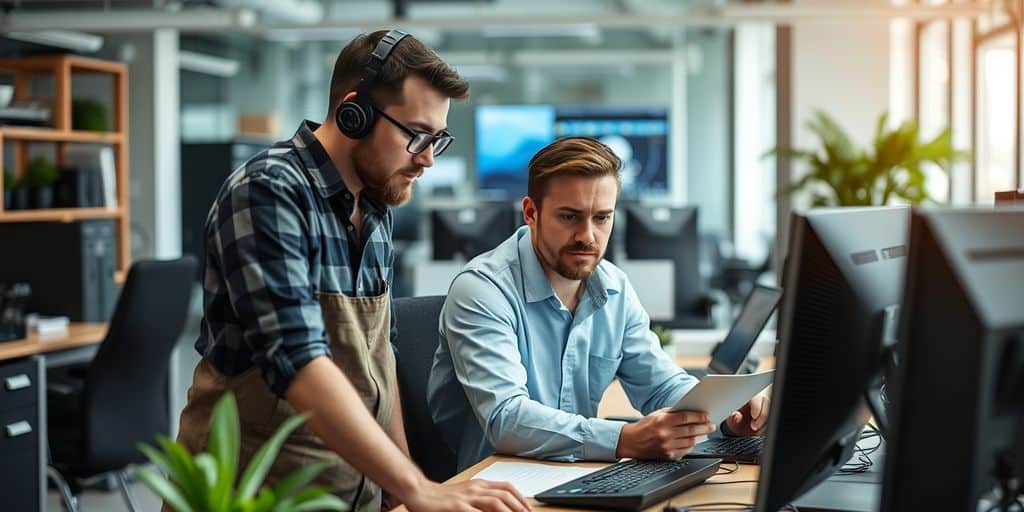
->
[[0, 55, 130, 281]]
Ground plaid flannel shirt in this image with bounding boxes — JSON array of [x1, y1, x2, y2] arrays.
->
[[195, 120, 396, 397]]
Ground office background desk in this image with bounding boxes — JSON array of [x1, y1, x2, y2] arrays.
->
[[396, 355, 766, 512], [0, 322, 108, 512]]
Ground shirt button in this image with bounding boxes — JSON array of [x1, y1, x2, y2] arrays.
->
[[344, 193, 352, 200], [347, 225, 354, 231]]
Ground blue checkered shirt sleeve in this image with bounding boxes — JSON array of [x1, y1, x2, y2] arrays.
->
[[208, 168, 329, 397]]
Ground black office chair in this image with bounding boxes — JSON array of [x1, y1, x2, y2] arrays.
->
[[393, 295, 458, 482], [47, 256, 197, 512]]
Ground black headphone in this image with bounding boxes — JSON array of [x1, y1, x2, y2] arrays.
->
[[335, 29, 410, 139]]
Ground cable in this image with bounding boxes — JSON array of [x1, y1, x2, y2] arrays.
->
[[715, 461, 740, 476], [701, 480, 760, 486], [662, 501, 754, 511], [837, 426, 883, 474]]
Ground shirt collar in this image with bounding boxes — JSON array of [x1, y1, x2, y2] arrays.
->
[[516, 225, 621, 307], [290, 120, 387, 215]]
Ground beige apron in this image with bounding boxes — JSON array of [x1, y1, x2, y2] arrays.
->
[[174, 289, 395, 512]]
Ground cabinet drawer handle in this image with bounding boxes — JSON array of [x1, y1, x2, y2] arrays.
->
[[4, 374, 31, 391], [5, 420, 31, 438]]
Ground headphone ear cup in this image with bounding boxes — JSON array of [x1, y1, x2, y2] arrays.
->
[[336, 100, 375, 139]]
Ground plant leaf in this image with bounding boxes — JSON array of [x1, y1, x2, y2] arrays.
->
[[207, 393, 241, 510], [290, 494, 349, 512], [249, 487, 279, 512], [236, 413, 309, 501], [157, 436, 207, 508], [272, 461, 333, 502], [195, 453, 220, 491], [137, 442, 174, 477], [134, 465, 195, 512]]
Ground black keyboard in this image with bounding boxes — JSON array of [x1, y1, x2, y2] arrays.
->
[[534, 458, 721, 511], [686, 436, 764, 464]]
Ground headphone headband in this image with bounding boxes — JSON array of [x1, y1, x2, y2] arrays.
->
[[336, 29, 410, 139], [357, 29, 409, 97]]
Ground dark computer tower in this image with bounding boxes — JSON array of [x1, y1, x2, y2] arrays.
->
[[0, 220, 118, 322], [180, 140, 266, 261]]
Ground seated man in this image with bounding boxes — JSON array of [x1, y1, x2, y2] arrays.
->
[[428, 137, 768, 471]]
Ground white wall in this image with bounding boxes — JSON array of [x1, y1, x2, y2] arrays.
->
[[790, 19, 892, 209]]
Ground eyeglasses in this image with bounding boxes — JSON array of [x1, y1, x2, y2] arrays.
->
[[373, 106, 454, 157]]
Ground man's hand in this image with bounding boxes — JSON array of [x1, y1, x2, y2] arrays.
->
[[725, 392, 770, 437], [616, 408, 716, 460], [400, 479, 532, 512]]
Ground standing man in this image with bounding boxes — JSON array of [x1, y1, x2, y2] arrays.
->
[[428, 137, 768, 471], [174, 30, 529, 512]]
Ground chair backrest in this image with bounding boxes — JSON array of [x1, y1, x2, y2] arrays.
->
[[393, 295, 457, 482], [83, 256, 197, 471]]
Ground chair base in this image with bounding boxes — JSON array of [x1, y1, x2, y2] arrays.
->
[[48, 466, 140, 512]]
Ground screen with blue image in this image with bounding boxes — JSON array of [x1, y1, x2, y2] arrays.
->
[[475, 105, 555, 198], [475, 105, 669, 198]]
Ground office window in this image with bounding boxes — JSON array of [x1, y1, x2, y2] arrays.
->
[[733, 23, 776, 265], [919, 15, 952, 203], [975, 38, 1017, 204]]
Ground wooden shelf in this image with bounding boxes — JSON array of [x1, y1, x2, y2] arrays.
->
[[0, 55, 131, 278], [0, 127, 123, 143], [0, 207, 122, 223], [0, 55, 126, 75]]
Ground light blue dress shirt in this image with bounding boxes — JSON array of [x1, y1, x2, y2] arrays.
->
[[428, 226, 699, 470]]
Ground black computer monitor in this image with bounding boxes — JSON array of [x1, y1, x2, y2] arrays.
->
[[622, 204, 708, 328], [755, 206, 910, 512], [430, 202, 518, 261], [880, 208, 1024, 512]]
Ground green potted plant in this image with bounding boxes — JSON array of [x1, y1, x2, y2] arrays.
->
[[134, 393, 348, 512], [3, 170, 18, 210], [72, 97, 109, 132], [653, 325, 674, 355], [769, 110, 971, 207], [3, 167, 29, 209], [22, 155, 60, 209]]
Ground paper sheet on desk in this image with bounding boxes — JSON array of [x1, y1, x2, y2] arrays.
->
[[472, 462, 599, 497], [670, 369, 775, 425]]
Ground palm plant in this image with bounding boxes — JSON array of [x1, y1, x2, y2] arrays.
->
[[134, 393, 348, 512], [770, 110, 970, 207]]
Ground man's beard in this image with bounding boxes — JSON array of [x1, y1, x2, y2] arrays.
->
[[553, 240, 602, 280], [351, 142, 421, 206], [537, 218, 604, 281]]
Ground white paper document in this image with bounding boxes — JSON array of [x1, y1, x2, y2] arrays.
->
[[472, 461, 599, 497], [670, 369, 776, 425]]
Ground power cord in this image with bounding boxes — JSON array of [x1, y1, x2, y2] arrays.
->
[[715, 461, 740, 476], [662, 501, 753, 511], [837, 424, 883, 474], [662, 503, 799, 512]]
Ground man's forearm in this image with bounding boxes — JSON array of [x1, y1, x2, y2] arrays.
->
[[284, 356, 426, 501]]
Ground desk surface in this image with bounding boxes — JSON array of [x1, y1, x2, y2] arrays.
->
[[0, 322, 107, 361], [446, 456, 758, 512], [396, 355, 770, 511]]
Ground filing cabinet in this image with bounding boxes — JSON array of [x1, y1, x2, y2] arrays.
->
[[0, 358, 41, 512]]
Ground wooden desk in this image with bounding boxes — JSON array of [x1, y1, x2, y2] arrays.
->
[[397, 354, 772, 511], [0, 322, 107, 361], [446, 456, 758, 511]]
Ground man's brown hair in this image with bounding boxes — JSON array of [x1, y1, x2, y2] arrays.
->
[[527, 137, 622, 208], [327, 30, 469, 115]]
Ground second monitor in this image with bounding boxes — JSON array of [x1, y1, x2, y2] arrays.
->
[[755, 206, 910, 512]]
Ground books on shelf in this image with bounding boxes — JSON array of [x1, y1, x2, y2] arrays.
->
[[62, 145, 117, 208]]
